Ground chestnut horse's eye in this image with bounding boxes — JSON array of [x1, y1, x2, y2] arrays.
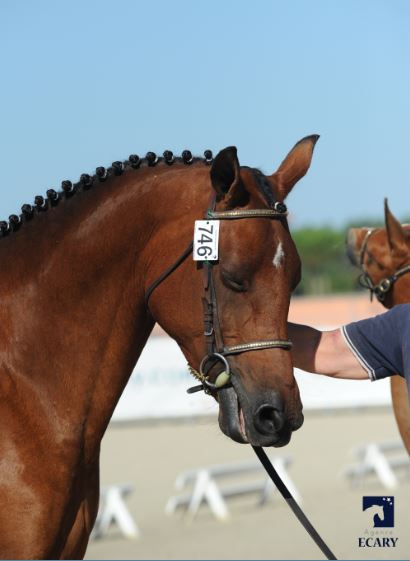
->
[[221, 271, 248, 292]]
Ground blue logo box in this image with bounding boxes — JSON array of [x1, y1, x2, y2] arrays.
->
[[362, 496, 394, 527]]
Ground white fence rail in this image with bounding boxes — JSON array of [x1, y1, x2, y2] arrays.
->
[[92, 485, 139, 540], [165, 456, 300, 521], [343, 440, 409, 489]]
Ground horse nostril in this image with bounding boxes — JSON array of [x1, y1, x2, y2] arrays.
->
[[254, 404, 285, 435]]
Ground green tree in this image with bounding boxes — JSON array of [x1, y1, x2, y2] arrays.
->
[[292, 227, 358, 295]]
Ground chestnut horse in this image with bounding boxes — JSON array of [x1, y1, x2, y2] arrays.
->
[[347, 200, 410, 454], [0, 135, 318, 559]]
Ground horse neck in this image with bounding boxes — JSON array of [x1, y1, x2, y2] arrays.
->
[[0, 164, 209, 455], [391, 276, 410, 305]]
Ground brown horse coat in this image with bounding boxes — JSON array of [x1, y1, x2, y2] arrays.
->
[[0, 137, 318, 558]]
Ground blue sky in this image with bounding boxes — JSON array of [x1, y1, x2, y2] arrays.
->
[[1, 0, 409, 227]]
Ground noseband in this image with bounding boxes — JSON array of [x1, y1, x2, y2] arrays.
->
[[145, 195, 292, 394], [358, 228, 410, 302]]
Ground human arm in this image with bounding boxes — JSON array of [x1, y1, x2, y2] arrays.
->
[[288, 323, 369, 380]]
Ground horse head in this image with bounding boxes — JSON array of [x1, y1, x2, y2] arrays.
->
[[148, 135, 319, 447], [364, 504, 385, 527], [346, 200, 410, 307]]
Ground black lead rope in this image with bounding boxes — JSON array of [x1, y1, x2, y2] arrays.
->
[[252, 446, 337, 560]]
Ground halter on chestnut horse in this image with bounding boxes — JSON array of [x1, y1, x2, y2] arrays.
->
[[347, 199, 410, 456], [0, 136, 318, 559], [356, 224, 410, 303]]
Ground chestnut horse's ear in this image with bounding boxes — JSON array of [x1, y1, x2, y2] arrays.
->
[[385, 198, 408, 256], [211, 146, 245, 207], [271, 135, 319, 200]]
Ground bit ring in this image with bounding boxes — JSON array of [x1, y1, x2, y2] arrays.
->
[[199, 353, 230, 391]]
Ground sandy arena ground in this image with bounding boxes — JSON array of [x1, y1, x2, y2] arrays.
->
[[86, 408, 410, 560]]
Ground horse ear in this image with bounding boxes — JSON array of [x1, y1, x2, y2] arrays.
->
[[385, 198, 408, 256], [210, 146, 245, 206], [271, 135, 319, 200]]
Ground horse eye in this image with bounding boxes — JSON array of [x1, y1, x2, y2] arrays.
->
[[221, 271, 248, 292]]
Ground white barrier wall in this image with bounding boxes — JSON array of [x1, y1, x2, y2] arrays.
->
[[112, 335, 391, 422]]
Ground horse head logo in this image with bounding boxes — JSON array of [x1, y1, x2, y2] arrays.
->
[[363, 497, 394, 528]]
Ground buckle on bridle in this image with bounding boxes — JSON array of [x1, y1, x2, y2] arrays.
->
[[377, 278, 392, 293], [359, 276, 391, 303], [373, 278, 392, 302]]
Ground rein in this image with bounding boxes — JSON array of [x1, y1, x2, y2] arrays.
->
[[358, 228, 410, 302], [145, 195, 337, 560]]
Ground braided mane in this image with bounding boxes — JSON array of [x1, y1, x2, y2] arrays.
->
[[1, 149, 214, 238]]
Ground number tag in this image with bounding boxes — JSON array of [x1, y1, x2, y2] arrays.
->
[[193, 220, 220, 261]]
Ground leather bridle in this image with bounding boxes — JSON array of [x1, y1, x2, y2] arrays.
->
[[145, 195, 292, 394], [144, 192, 337, 560], [358, 228, 410, 303]]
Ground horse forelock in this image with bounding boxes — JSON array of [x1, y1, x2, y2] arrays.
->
[[0, 150, 214, 240], [246, 167, 279, 209]]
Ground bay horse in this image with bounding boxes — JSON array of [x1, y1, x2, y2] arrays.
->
[[0, 135, 318, 559], [347, 200, 410, 454]]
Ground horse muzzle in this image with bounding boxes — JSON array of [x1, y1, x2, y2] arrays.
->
[[217, 379, 304, 447]]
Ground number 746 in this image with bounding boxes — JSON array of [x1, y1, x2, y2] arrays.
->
[[197, 225, 214, 244]]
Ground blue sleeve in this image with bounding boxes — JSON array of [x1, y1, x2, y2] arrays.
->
[[342, 304, 410, 381]]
